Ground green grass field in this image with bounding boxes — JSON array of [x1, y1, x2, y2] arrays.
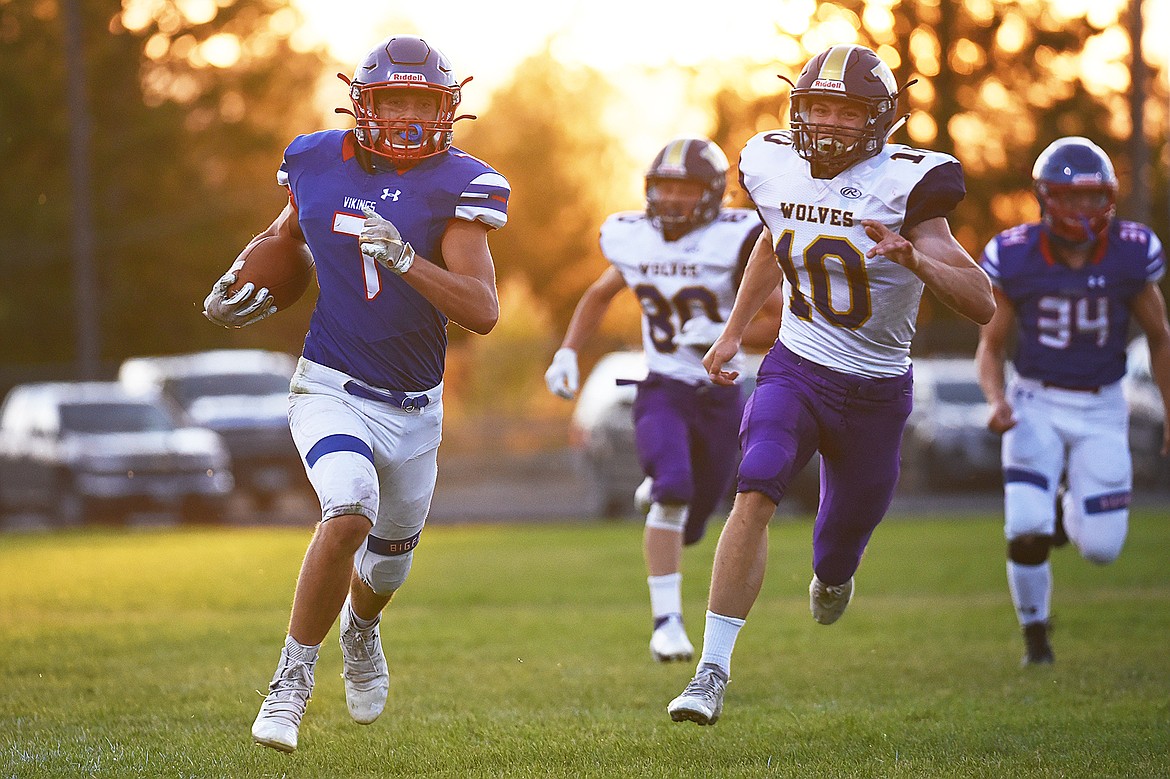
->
[[1, 508, 1168, 778]]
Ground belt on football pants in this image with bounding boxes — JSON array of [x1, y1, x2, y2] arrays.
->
[[1041, 382, 1100, 394], [343, 380, 431, 411]]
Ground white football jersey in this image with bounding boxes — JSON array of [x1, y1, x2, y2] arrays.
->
[[600, 209, 762, 384], [740, 131, 966, 377]]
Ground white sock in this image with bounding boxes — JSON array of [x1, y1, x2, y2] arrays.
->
[[1007, 560, 1051, 625], [648, 573, 683, 621], [697, 610, 745, 677]]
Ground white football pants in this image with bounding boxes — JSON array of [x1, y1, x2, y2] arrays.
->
[[287, 358, 442, 542], [1001, 376, 1130, 564]]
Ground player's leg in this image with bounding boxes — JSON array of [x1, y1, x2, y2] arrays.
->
[[811, 369, 912, 624], [633, 377, 695, 661], [341, 393, 442, 724], [681, 383, 745, 547], [253, 383, 379, 751], [1000, 381, 1065, 666], [670, 349, 816, 725], [1062, 385, 1131, 565]]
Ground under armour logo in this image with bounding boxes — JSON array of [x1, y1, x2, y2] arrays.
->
[[381, 188, 401, 201], [1087, 275, 1106, 289]]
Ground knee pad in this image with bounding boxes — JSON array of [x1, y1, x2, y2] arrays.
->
[[354, 532, 420, 595], [645, 503, 688, 534], [1008, 534, 1052, 566]]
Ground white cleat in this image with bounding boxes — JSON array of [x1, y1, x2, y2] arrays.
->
[[339, 601, 389, 725], [634, 477, 653, 516], [252, 639, 316, 753], [650, 614, 694, 662], [668, 663, 729, 726], [809, 574, 854, 625]]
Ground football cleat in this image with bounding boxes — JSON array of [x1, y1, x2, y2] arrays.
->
[[634, 477, 653, 516], [650, 614, 694, 663], [252, 638, 316, 753], [1021, 621, 1055, 667], [809, 574, 854, 625], [339, 600, 390, 724], [668, 663, 729, 725]]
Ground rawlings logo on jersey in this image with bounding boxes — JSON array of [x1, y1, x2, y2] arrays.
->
[[811, 78, 846, 91], [776, 202, 855, 227]]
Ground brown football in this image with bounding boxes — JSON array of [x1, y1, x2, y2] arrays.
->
[[227, 234, 315, 310]]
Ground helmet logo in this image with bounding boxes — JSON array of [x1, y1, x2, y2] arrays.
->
[[389, 72, 427, 82], [871, 62, 897, 94], [811, 78, 846, 92]]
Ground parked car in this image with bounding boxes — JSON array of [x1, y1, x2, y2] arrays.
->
[[0, 382, 233, 526], [570, 350, 819, 517], [1123, 335, 1168, 489], [901, 356, 1001, 491], [118, 349, 307, 507]]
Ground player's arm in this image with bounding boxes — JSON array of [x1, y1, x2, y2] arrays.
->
[[863, 216, 995, 324], [740, 278, 783, 351], [545, 267, 627, 400], [203, 201, 306, 328], [359, 207, 499, 334], [558, 267, 627, 352], [1131, 281, 1170, 454], [705, 227, 784, 385], [974, 286, 1018, 433], [404, 219, 501, 335]]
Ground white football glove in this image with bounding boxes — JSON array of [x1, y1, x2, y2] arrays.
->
[[544, 348, 579, 400], [359, 204, 415, 274], [674, 317, 725, 350], [202, 270, 277, 328]]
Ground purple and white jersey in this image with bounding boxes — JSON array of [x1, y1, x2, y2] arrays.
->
[[980, 221, 1165, 387], [600, 209, 762, 384], [278, 130, 509, 392], [740, 131, 965, 377]]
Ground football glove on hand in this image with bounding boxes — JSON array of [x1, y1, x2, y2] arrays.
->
[[544, 348, 579, 400], [202, 271, 277, 328], [360, 204, 415, 274], [674, 317, 725, 351]]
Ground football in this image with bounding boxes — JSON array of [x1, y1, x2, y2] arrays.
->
[[227, 234, 315, 311]]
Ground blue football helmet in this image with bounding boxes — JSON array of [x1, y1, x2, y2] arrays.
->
[[1032, 137, 1118, 244], [345, 36, 465, 163], [786, 44, 903, 171], [644, 138, 728, 237]]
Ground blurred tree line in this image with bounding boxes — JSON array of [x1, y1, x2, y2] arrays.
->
[[1, 0, 1166, 423]]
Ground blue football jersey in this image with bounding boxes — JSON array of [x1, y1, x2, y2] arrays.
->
[[980, 221, 1165, 387], [278, 130, 509, 391]]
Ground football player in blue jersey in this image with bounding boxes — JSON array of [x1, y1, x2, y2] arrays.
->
[[667, 44, 995, 726], [974, 137, 1170, 667], [544, 138, 783, 665], [202, 35, 509, 752]]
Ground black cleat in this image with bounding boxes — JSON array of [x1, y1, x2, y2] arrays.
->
[[1021, 621, 1055, 667]]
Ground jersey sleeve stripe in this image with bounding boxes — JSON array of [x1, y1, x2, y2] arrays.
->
[[455, 205, 507, 229], [1146, 232, 1166, 282]]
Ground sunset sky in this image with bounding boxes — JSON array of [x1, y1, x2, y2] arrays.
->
[[283, 0, 1160, 170]]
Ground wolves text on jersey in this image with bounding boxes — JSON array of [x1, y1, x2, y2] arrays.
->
[[638, 261, 701, 278], [774, 202, 855, 227]]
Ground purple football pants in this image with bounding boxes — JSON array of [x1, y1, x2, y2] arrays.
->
[[633, 373, 744, 545], [738, 344, 913, 585]]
